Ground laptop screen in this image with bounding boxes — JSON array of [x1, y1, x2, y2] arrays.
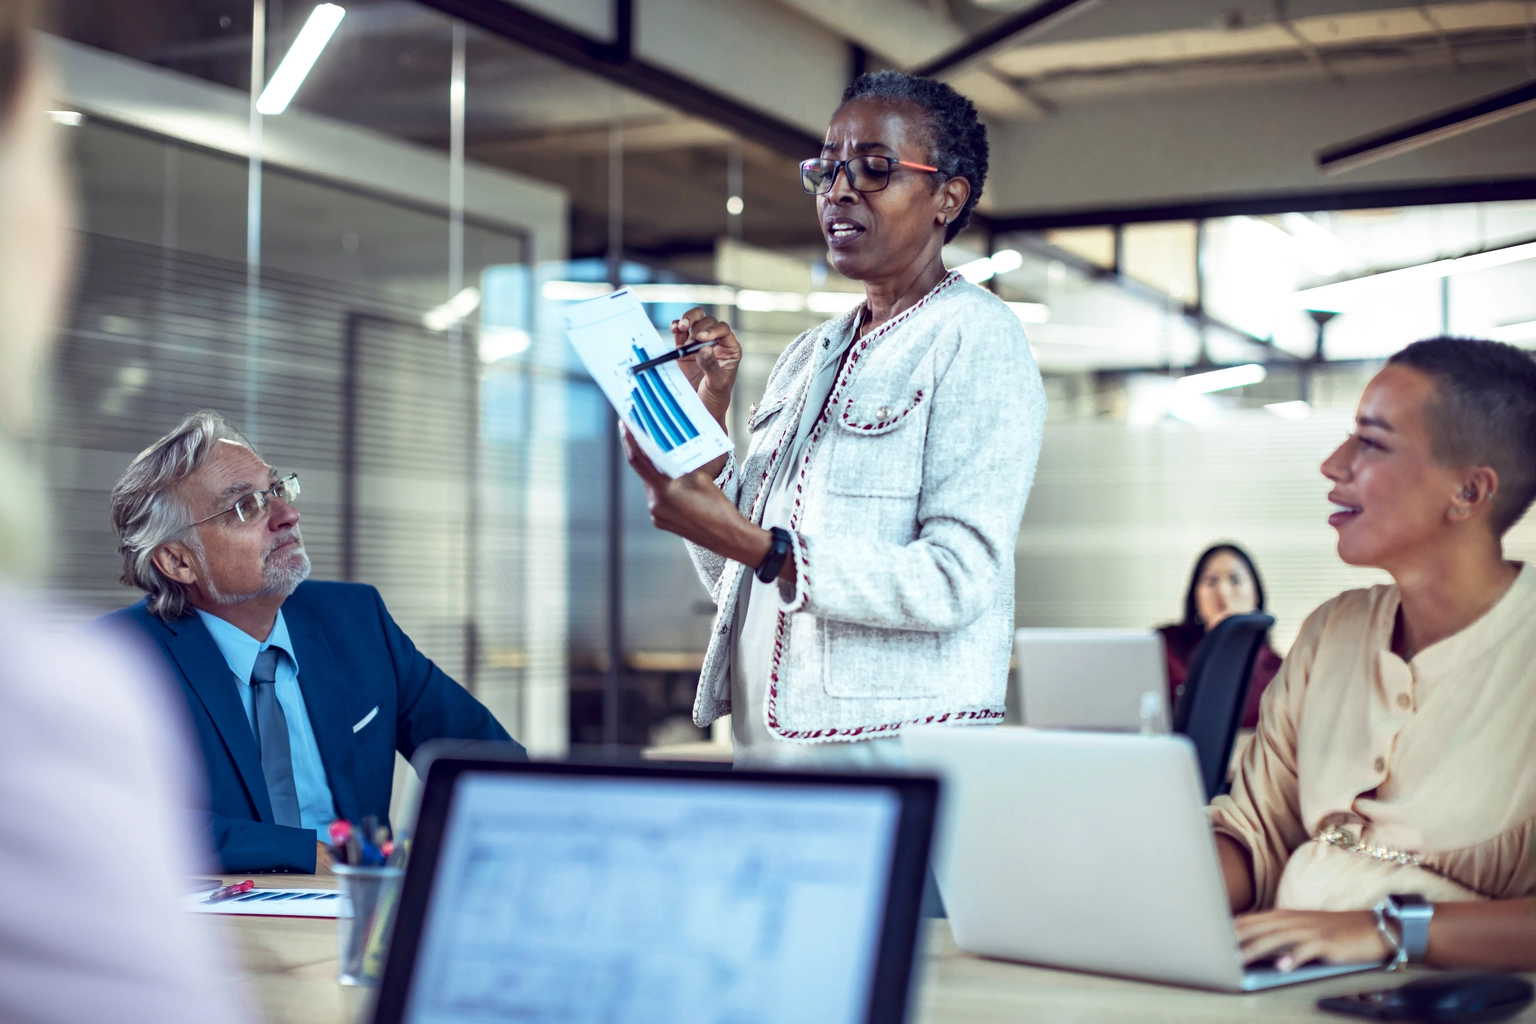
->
[[398, 770, 903, 1024]]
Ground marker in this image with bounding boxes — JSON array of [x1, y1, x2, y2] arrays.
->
[[630, 339, 718, 375], [204, 879, 255, 903]]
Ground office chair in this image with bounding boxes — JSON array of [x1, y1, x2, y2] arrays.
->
[[1171, 612, 1275, 802]]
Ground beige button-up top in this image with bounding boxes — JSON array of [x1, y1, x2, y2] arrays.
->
[[1210, 563, 1536, 911]]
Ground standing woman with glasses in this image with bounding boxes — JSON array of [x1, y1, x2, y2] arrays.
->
[[623, 72, 1046, 766]]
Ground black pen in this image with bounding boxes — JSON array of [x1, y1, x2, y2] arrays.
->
[[629, 339, 718, 375]]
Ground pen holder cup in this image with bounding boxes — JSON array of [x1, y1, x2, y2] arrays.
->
[[333, 864, 404, 987]]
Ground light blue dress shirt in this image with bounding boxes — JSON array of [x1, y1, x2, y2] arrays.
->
[[195, 609, 338, 836]]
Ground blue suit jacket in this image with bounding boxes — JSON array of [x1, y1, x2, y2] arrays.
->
[[99, 580, 522, 873]]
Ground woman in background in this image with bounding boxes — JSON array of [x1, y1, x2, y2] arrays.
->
[[1158, 543, 1281, 729]]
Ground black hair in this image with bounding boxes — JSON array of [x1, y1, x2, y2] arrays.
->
[[838, 71, 988, 243], [1181, 544, 1266, 631], [1387, 336, 1536, 535]]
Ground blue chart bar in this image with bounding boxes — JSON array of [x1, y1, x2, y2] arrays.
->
[[652, 370, 699, 440], [630, 388, 674, 451], [630, 344, 692, 446], [635, 373, 686, 448]]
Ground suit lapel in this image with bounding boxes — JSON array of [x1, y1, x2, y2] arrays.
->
[[163, 616, 274, 823], [286, 614, 360, 824]]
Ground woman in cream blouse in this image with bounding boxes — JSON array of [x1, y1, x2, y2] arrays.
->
[[622, 72, 1044, 767], [1214, 337, 1536, 971]]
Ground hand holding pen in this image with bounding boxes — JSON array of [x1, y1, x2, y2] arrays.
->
[[664, 306, 740, 432]]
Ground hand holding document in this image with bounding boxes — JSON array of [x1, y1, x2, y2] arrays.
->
[[565, 289, 734, 477]]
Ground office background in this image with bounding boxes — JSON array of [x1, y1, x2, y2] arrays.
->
[[32, 0, 1536, 757]]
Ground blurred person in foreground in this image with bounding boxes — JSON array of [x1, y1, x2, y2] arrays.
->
[[1157, 543, 1281, 729], [100, 410, 522, 874], [622, 71, 1045, 767], [0, 6, 252, 1022], [1213, 338, 1536, 972]]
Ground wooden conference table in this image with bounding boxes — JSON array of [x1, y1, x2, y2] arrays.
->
[[214, 874, 1536, 1024]]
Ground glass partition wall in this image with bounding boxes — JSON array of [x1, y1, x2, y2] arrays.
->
[[46, 0, 1536, 754], [46, 0, 823, 755]]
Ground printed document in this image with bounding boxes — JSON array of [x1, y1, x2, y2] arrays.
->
[[564, 289, 733, 477]]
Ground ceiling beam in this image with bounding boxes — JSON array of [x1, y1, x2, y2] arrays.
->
[[912, 0, 1096, 78], [1318, 78, 1536, 174], [414, 0, 824, 159]]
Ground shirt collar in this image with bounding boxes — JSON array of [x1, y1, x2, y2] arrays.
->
[[194, 607, 299, 685]]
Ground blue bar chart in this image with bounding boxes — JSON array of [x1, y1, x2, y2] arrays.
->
[[629, 343, 699, 451], [564, 289, 732, 477]]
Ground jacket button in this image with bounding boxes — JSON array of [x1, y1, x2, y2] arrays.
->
[[1374, 756, 1385, 772], [876, 405, 891, 419], [1396, 693, 1410, 709]]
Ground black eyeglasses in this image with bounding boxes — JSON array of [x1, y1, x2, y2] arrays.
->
[[799, 155, 940, 196], [189, 473, 301, 528]]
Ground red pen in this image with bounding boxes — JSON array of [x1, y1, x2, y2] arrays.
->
[[204, 879, 255, 903]]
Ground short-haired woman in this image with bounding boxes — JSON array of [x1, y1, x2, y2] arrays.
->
[[1215, 337, 1536, 971], [1158, 543, 1281, 729], [623, 72, 1045, 767]]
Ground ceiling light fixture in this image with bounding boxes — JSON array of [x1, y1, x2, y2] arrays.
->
[[1279, 214, 1356, 276], [256, 4, 346, 116], [1176, 363, 1267, 394], [1317, 79, 1536, 175], [47, 110, 83, 126], [954, 248, 1025, 284], [1491, 319, 1536, 343], [423, 286, 481, 332], [1293, 239, 1536, 312], [1265, 400, 1312, 421]]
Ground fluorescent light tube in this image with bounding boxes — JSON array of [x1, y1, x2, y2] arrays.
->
[[627, 284, 737, 305], [1176, 363, 1266, 394], [542, 281, 612, 301], [256, 4, 346, 116], [423, 286, 481, 332], [1491, 320, 1536, 343], [1265, 400, 1312, 421], [806, 291, 865, 314], [1294, 240, 1536, 312]]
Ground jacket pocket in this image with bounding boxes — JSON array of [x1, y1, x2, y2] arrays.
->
[[827, 386, 927, 497], [822, 620, 941, 699]]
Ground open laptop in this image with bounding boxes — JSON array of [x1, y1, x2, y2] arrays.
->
[[1013, 628, 1169, 732], [901, 726, 1381, 992], [371, 756, 939, 1024]]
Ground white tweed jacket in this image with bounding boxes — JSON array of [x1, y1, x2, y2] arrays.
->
[[686, 273, 1047, 741]]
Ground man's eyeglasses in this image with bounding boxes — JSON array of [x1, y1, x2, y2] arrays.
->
[[190, 474, 301, 528], [799, 155, 940, 196]]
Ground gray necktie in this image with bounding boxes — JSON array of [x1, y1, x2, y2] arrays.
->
[[250, 648, 302, 828]]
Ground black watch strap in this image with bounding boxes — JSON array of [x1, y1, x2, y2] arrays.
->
[[756, 527, 793, 583]]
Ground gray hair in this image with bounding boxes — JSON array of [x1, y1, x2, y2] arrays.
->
[[110, 410, 256, 620]]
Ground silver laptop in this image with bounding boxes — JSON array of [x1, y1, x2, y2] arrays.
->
[[901, 726, 1381, 992], [1013, 628, 1169, 732]]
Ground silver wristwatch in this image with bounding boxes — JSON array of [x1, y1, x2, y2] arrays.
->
[[1373, 893, 1433, 970]]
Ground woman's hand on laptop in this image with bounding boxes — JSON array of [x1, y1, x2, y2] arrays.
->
[[1235, 910, 1390, 971]]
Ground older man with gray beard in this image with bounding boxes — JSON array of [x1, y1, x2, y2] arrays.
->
[[99, 410, 521, 873]]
